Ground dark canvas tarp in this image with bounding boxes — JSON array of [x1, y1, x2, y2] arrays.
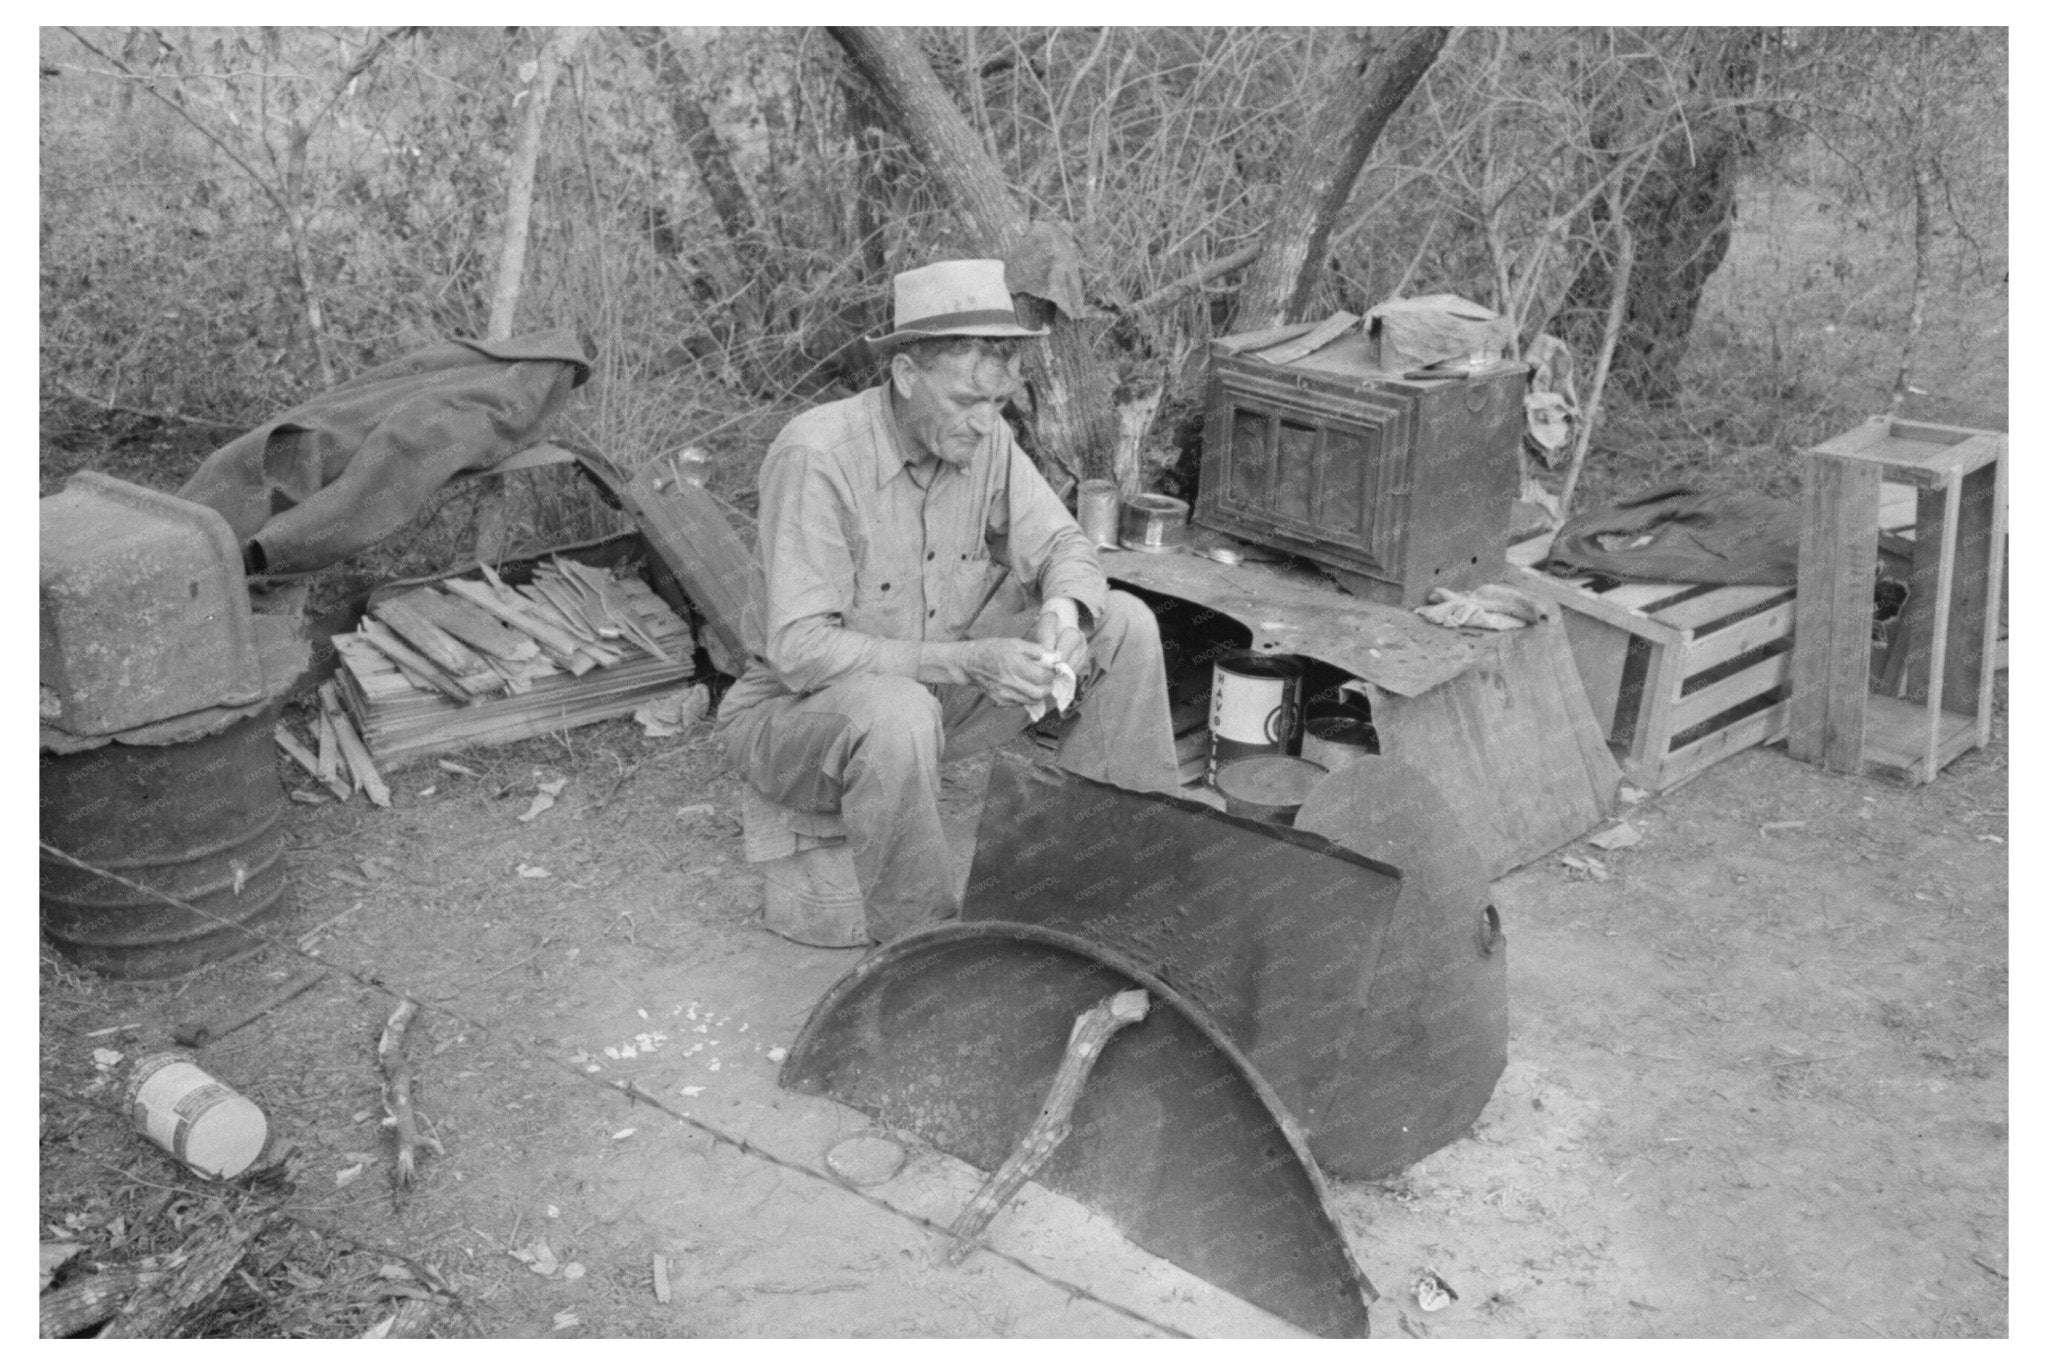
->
[[1543, 485, 1804, 587], [178, 331, 591, 574]]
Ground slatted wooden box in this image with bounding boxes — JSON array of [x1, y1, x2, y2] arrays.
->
[[1508, 537, 1796, 792]]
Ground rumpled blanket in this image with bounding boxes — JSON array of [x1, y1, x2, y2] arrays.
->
[[178, 331, 590, 574]]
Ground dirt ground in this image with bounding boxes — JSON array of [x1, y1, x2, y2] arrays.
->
[[37, 658, 2008, 1339]]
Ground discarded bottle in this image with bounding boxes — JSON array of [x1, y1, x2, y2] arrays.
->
[[673, 446, 711, 489], [126, 1051, 269, 1178]]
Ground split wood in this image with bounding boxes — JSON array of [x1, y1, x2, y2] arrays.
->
[[274, 725, 352, 801], [98, 1213, 272, 1338], [944, 988, 1150, 1265], [318, 682, 391, 808], [171, 969, 327, 1049], [378, 997, 443, 1193], [359, 617, 476, 703]]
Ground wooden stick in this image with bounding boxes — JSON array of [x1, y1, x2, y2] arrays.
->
[[39, 1268, 164, 1339], [412, 585, 541, 663], [319, 683, 391, 808], [359, 620, 477, 704], [275, 725, 352, 801], [370, 596, 500, 694], [378, 997, 442, 1192], [945, 989, 1149, 1264], [441, 575, 587, 659], [100, 1215, 268, 1338], [315, 708, 342, 786], [171, 969, 327, 1048]]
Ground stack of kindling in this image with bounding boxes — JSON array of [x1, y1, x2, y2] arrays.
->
[[332, 556, 694, 763]]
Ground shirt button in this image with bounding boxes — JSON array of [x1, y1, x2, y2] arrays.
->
[[926, 551, 935, 561], [880, 582, 891, 592], [927, 608, 936, 618]]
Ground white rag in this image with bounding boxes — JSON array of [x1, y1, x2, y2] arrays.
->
[[1025, 654, 1078, 723]]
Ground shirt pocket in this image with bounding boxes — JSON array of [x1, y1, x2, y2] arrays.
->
[[939, 540, 1003, 639], [849, 540, 919, 634]]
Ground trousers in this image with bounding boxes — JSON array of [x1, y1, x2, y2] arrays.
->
[[723, 591, 1180, 942]]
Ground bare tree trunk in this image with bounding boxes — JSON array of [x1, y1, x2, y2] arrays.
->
[[1889, 150, 1933, 413], [629, 28, 757, 250], [1233, 27, 1450, 330], [830, 26, 1115, 486], [487, 27, 588, 340], [475, 26, 587, 564]]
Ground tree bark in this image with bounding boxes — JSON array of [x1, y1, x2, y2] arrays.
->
[[1233, 27, 1450, 330], [629, 28, 758, 251], [1558, 30, 1764, 404], [829, 26, 1115, 486], [476, 26, 587, 564]]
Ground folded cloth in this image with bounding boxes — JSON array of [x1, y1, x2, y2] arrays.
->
[[1025, 655, 1079, 722], [1414, 584, 1549, 632]]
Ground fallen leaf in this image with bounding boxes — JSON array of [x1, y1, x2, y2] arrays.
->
[[679, 1084, 705, 1097], [766, 1046, 788, 1063], [562, 1262, 586, 1280], [1617, 784, 1647, 804], [519, 778, 568, 823], [1588, 822, 1642, 851], [377, 1264, 414, 1281], [91, 1048, 123, 1069], [516, 863, 551, 879], [674, 803, 715, 820], [612, 1128, 637, 1141], [553, 1310, 580, 1331], [653, 1253, 672, 1304], [417, 785, 436, 798], [335, 1163, 365, 1188], [361, 1315, 395, 1339], [634, 683, 710, 738], [437, 759, 481, 778]]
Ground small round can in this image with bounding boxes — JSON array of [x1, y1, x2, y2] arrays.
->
[[1077, 479, 1121, 549], [1119, 493, 1190, 553], [126, 1050, 269, 1178]]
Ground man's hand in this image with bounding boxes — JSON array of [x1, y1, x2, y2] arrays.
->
[[962, 637, 1060, 708], [1029, 605, 1089, 680]]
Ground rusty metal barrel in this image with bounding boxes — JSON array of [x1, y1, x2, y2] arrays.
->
[[40, 703, 290, 980]]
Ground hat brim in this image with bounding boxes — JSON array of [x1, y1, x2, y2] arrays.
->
[[872, 321, 1049, 350]]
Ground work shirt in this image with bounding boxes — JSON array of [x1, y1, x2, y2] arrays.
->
[[716, 384, 1108, 728]]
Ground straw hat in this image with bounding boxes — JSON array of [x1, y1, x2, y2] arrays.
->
[[871, 259, 1049, 349]]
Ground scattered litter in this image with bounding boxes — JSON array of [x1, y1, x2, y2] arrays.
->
[[634, 683, 711, 738], [561, 1263, 586, 1281], [675, 803, 714, 820], [679, 1085, 704, 1097], [637, 1008, 649, 1020], [546, 1205, 560, 1219], [766, 1046, 788, 1063], [1560, 853, 1610, 881], [826, 1133, 907, 1187], [1761, 820, 1807, 834], [584, 1064, 602, 1074], [516, 863, 552, 879], [335, 1163, 365, 1188], [513, 1240, 560, 1277], [1617, 784, 1647, 805], [707, 1058, 721, 1072], [1978, 834, 2005, 844], [352, 1109, 374, 1123], [417, 785, 436, 798], [1413, 1268, 1458, 1312], [91, 1048, 123, 1070], [612, 1128, 637, 1141], [519, 777, 569, 823], [1588, 822, 1641, 851], [377, 1264, 413, 1281], [553, 1310, 580, 1331], [438, 759, 482, 778], [653, 1253, 673, 1304], [359, 856, 395, 882]]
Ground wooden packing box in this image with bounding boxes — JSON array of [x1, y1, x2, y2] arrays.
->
[[1196, 327, 1525, 607], [1787, 416, 2006, 785], [1507, 537, 1796, 793]]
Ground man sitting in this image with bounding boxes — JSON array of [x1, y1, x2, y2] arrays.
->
[[714, 259, 1180, 942]]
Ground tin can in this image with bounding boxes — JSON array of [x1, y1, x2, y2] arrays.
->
[[1208, 651, 1307, 780], [1077, 480, 1122, 549], [126, 1051, 269, 1178], [1214, 755, 1328, 825], [1302, 706, 1377, 773], [1119, 493, 1189, 553]]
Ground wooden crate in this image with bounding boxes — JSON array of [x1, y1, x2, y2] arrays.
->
[[1507, 538, 1796, 793], [1787, 417, 2006, 785]]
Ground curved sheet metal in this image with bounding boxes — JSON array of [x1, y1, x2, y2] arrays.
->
[[781, 921, 1375, 1338]]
